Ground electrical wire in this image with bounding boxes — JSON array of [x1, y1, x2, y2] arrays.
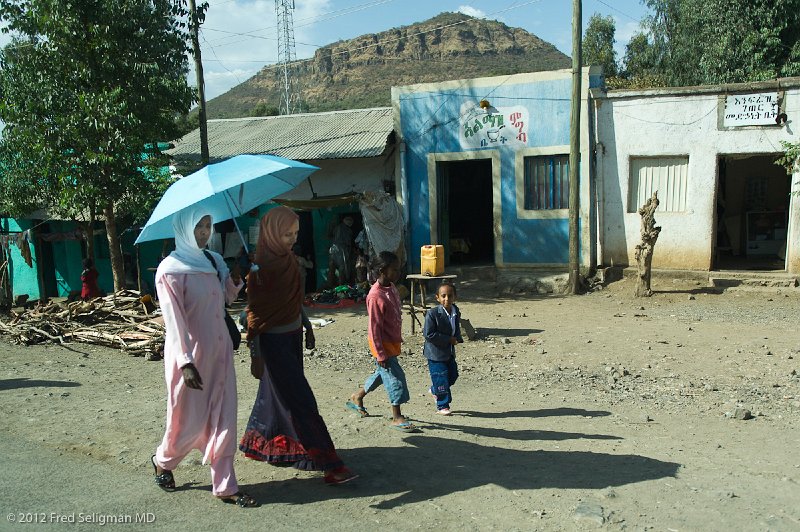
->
[[200, 31, 244, 86], [202, 0, 397, 46], [592, 0, 642, 23]]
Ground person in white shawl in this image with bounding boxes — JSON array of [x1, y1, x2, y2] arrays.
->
[[150, 208, 257, 507]]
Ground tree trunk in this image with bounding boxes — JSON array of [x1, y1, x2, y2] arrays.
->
[[103, 201, 125, 292], [86, 202, 96, 260], [76, 203, 97, 260], [634, 192, 661, 297]]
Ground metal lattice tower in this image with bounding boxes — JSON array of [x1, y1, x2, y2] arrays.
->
[[276, 0, 300, 114]]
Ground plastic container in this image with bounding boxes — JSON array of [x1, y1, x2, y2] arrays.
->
[[420, 244, 444, 276]]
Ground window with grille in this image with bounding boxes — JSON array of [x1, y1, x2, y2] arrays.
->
[[523, 154, 570, 210], [628, 156, 689, 213]]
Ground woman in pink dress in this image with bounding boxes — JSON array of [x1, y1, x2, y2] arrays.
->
[[150, 208, 257, 508]]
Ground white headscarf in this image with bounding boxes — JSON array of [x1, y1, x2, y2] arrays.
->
[[155, 208, 227, 280]]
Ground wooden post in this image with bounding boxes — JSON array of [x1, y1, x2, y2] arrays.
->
[[135, 244, 143, 294], [188, 0, 209, 167], [568, 0, 582, 294], [634, 192, 661, 297]]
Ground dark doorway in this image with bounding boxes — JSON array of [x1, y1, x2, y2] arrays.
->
[[37, 223, 58, 298], [436, 159, 494, 265], [714, 154, 790, 271], [296, 211, 316, 293]]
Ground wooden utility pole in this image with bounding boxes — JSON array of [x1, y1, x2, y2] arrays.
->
[[188, 0, 209, 167], [568, 0, 582, 294]]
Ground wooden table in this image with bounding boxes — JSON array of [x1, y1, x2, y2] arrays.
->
[[405, 273, 457, 333]]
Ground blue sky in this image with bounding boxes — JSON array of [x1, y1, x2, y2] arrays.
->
[[0, 0, 651, 105]]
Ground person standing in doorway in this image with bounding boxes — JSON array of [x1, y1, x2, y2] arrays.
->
[[327, 215, 354, 287]]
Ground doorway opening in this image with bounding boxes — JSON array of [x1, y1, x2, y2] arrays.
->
[[37, 223, 58, 298], [436, 158, 494, 265], [714, 154, 790, 271], [296, 211, 317, 293]]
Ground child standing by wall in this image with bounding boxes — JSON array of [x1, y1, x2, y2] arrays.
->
[[423, 281, 462, 415], [80, 258, 102, 300], [346, 251, 417, 432]]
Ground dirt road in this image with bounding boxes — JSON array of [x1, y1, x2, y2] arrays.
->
[[0, 275, 798, 531]]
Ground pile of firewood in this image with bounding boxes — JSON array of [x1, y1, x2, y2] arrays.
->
[[0, 290, 164, 358]]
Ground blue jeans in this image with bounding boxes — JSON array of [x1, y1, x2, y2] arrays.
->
[[363, 357, 410, 406], [428, 357, 458, 410]]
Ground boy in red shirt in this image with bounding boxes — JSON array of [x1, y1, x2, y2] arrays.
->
[[346, 251, 417, 432]]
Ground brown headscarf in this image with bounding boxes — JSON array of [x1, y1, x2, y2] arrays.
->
[[246, 206, 303, 340]]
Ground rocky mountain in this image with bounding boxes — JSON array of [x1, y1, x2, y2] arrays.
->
[[205, 12, 570, 119]]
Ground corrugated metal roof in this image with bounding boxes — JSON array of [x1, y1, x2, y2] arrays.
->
[[169, 107, 394, 164]]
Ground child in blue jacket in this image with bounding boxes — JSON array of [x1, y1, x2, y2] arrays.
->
[[423, 281, 463, 415]]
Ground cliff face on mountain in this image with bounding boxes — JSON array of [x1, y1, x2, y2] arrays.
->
[[206, 12, 570, 118]]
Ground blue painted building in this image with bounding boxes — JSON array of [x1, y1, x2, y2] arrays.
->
[[392, 67, 602, 272]]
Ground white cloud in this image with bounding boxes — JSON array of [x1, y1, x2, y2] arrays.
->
[[194, 0, 330, 100], [616, 19, 642, 43], [195, 0, 277, 99], [613, 18, 643, 60], [457, 6, 486, 19]]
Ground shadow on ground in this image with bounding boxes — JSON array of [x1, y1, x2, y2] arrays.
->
[[421, 419, 622, 442], [477, 327, 543, 338], [0, 378, 82, 391], [458, 408, 611, 419], [651, 288, 723, 295], [226, 434, 679, 510]]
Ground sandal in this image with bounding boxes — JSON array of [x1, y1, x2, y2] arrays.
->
[[345, 400, 369, 417], [219, 492, 259, 508], [324, 466, 359, 485], [390, 421, 420, 433], [151, 454, 175, 491]]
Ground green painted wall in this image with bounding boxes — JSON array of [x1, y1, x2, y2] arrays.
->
[[47, 221, 85, 296], [1, 218, 40, 300]]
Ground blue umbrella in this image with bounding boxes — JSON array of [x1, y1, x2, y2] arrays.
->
[[135, 154, 319, 245]]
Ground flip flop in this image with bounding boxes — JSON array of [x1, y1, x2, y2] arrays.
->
[[219, 492, 259, 508], [324, 466, 359, 485], [345, 401, 369, 417], [390, 421, 419, 433]]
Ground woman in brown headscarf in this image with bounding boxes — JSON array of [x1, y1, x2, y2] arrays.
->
[[239, 206, 357, 485]]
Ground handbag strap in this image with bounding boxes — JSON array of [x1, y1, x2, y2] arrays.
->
[[202, 250, 222, 282], [202, 251, 227, 310]]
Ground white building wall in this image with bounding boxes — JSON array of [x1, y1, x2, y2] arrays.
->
[[595, 82, 800, 272], [276, 156, 391, 200]]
